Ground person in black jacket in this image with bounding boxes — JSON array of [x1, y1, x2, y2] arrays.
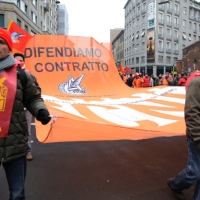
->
[[0, 28, 51, 200]]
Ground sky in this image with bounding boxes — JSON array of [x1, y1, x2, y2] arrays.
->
[[59, 0, 127, 43]]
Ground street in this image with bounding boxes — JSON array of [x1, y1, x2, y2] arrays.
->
[[0, 131, 194, 200]]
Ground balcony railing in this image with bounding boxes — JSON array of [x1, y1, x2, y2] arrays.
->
[[167, 8, 173, 13], [174, 10, 180, 16], [136, 0, 140, 5], [166, 49, 172, 54], [175, 0, 180, 2], [159, 5, 164, 11], [174, 50, 179, 55], [158, 19, 164, 25], [158, 33, 164, 39], [158, 48, 164, 53], [166, 35, 172, 40], [141, 9, 146, 15], [193, 29, 197, 33], [136, 12, 140, 17], [174, 23, 179, 29], [166, 21, 172, 27], [174, 37, 179, 42]]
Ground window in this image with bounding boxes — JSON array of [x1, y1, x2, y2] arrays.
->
[[167, 28, 171, 36], [183, 19, 186, 27], [17, 0, 20, 7], [174, 43, 178, 50], [189, 22, 192, 29], [0, 14, 4, 27], [159, 12, 163, 20], [174, 17, 178, 25], [132, 58, 134, 64], [189, 34, 192, 41], [142, 42, 145, 50], [194, 35, 196, 41], [141, 56, 145, 63], [41, 21, 42, 29], [24, 25, 28, 32], [167, 15, 171, 22], [17, 18, 21, 27], [159, 26, 163, 34], [174, 57, 178, 64], [166, 56, 171, 63], [174, 4, 179, 11], [158, 40, 163, 50], [31, 11, 37, 25], [31, 0, 37, 8], [174, 30, 178, 37], [25, 5, 28, 15], [183, 7, 186, 15], [183, 32, 187, 40], [158, 55, 163, 63], [166, 41, 171, 49], [136, 57, 139, 64]]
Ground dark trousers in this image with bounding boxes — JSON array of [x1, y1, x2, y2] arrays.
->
[[1, 156, 27, 200]]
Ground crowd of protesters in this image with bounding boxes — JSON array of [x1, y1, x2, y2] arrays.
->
[[119, 71, 188, 88]]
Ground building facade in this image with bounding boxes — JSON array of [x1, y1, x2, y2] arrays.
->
[[112, 29, 124, 68], [124, 0, 200, 76], [57, 4, 68, 35], [0, 0, 60, 35]]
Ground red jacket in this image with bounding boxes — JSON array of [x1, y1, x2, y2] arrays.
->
[[178, 78, 187, 86], [143, 77, 150, 87]]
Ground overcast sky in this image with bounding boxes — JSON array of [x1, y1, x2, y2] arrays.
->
[[59, 0, 127, 43]]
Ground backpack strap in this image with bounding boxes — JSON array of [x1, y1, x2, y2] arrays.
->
[[18, 65, 27, 90]]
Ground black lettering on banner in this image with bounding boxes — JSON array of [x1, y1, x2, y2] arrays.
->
[[55, 47, 63, 57], [64, 62, 71, 71], [46, 47, 54, 57], [24, 48, 32, 58], [82, 62, 90, 71], [85, 48, 94, 57], [34, 47, 37, 57], [94, 49, 102, 58], [45, 62, 54, 72], [77, 48, 85, 57], [38, 47, 45, 57], [95, 62, 101, 71], [35, 63, 43, 72], [55, 62, 64, 71], [101, 63, 108, 71], [64, 48, 72, 57], [72, 62, 81, 71], [73, 48, 77, 57], [88, 62, 95, 70]]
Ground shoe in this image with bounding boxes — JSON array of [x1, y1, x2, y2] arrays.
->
[[167, 179, 186, 200], [26, 153, 33, 161]]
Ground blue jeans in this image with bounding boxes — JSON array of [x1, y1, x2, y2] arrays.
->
[[2, 156, 27, 200], [170, 138, 200, 200]]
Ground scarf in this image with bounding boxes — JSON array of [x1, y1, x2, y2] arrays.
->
[[0, 54, 16, 72]]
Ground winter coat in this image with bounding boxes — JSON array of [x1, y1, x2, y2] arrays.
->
[[0, 66, 48, 163], [185, 76, 200, 147]]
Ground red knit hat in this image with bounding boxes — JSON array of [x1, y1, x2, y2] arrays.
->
[[0, 28, 13, 51]]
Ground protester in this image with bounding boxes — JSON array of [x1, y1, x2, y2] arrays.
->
[[122, 73, 128, 85], [143, 73, 150, 87], [133, 73, 144, 88], [178, 72, 188, 86], [0, 28, 51, 200], [173, 74, 181, 86], [162, 72, 174, 86], [127, 73, 134, 87], [158, 74, 163, 85], [14, 52, 41, 161], [167, 72, 200, 200]]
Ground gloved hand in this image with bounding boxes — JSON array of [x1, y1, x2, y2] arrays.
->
[[37, 110, 51, 125]]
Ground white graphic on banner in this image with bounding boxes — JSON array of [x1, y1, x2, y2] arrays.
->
[[148, 2, 156, 20], [42, 87, 185, 127]]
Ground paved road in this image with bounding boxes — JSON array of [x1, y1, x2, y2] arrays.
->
[[0, 132, 194, 200]]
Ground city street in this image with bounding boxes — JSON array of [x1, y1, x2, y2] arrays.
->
[[0, 131, 194, 200]]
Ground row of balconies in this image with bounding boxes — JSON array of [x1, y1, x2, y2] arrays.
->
[[159, 0, 179, 3], [159, 6, 180, 15], [158, 19, 179, 28], [158, 34, 179, 42], [158, 48, 179, 55], [189, 15, 200, 23]]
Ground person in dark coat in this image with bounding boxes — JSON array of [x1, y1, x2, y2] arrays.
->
[[0, 28, 51, 200]]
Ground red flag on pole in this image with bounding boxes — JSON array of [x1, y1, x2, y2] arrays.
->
[[7, 20, 32, 53], [119, 63, 125, 74]]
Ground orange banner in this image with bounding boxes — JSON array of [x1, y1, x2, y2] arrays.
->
[[24, 35, 186, 143]]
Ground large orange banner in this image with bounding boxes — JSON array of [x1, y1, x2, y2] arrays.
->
[[24, 35, 186, 143]]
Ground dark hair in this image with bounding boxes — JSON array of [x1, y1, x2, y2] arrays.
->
[[13, 53, 25, 61]]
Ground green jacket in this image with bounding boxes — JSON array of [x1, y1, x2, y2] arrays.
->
[[0, 67, 48, 163], [185, 76, 200, 147]]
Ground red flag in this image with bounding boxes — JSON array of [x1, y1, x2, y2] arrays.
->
[[119, 63, 125, 74], [125, 66, 132, 74], [7, 20, 32, 52]]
